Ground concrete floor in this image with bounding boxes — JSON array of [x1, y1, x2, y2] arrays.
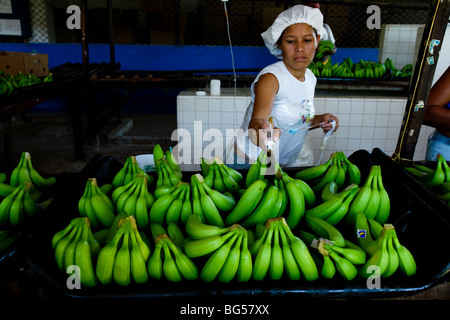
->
[[1, 111, 449, 301]]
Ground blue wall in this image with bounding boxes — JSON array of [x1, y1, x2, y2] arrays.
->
[[0, 43, 378, 113], [0, 43, 378, 71]]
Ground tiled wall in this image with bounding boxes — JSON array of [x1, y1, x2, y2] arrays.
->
[[176, 90, 431, 170], [379, 24, 424, 70]]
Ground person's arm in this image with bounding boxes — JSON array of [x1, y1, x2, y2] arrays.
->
[[248, 73, 281, 148], [423, 66, 450, 130]]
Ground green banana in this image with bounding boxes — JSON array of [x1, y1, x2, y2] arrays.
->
[[218, 230, 243, 283], [162, 240, 183, 282], [200, 232, 240, 282], [305, 215, 345, 247], [183, 227, 237, 258], [324, 185, 359, 226], [251, 225, 274, 281], [374, 166, 390, 225], [268, 223, 284, 280], [241, 183, 279, 228], [147, 240, 164, 280], [113, 230, 131, 286], [236, 231, 253, 282], [167, 240, 198, 280], [185, 213, 230, 240], [224, 179, 267, 225], [129, 229, 149, 284], [280, 219, 319, 281], [75, 224, 98, 287]]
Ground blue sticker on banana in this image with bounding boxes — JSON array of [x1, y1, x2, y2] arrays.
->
[[357, 229, 367, 238]]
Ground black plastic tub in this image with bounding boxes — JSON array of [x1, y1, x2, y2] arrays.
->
[[19, 150, 450, 300]]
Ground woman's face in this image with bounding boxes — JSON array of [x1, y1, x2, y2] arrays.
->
[[277, 23, 319, 77]]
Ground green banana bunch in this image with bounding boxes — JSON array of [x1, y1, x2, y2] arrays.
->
[[384, 57, 396, 72], [153, 144, 182, 188], [201, 157, 243, 193], [165, 149, 183, 181], [297, 152, 361, 197], [196, 224, 249, 283], [147, 222, 198, 281], [183, 224, 241, 258], [191, 174, 226, 227], [0, 76, 14, 97], [110, 174, 154, 230], [96, 215, 151, 285], [78, 178, 116, 229], [52, 217, 99, 287], [9, 151, 56, 189], [346, 165, 390, 226], [111, 156, 154, 190], [240, 182, 280, 228], [405, 154, 447, 191], [355, 214, 416, 278], [0, 230, 14, 252], [0, 181, 42, 226], [300, 231, 366, 281], [249, 218, 318, 281], [149, 180, 188, 225], [314, 40, 335, 62], [43, 72, 54, 83], [308, 61, 321, 77], [306, 183, 360, 226], [224, 179, 267, 226]]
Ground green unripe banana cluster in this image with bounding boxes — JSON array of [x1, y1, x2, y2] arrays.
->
[[46, 148, 418, 288], [0, 151, 56, 227], [404, 153, 450, 206], [0, 71, 53, 97], [355, 213, 416, 278], [309, 56, 411, 79], [52, 217, 100, 287]]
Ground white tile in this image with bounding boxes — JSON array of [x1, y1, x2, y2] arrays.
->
[[208, 98, 222, 112], [388, 114, 403, 128], [362, 115, 376, 127], [349, 114, 364, 126], [351, 99, 365, 114], [364, 99, 378, 115], [347, 139, 361, 151], [195, 97, 209, 111], [375, 114, 390, 127], [374, 127, 388, 140], [361, 127, 374, 139], [324, 98, 338, 114], [376, 102, 390, 115], [348, 126, 362, 139], [338, 98, 352, 113], [195, 111, 209, 122]]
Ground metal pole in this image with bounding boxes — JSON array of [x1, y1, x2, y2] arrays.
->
[[392, 0, 450, 164]]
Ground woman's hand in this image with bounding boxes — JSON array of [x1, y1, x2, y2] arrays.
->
[[248, 117, 281, 150], [314, 113, 339, 133]]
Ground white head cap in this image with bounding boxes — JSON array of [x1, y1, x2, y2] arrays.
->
[[261, 5, 327, 59]]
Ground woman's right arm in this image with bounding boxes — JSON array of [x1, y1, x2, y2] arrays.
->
[[248, 73, 280, 148], [423, 66, 450, 131]]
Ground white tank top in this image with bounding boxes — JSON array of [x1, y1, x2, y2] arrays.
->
[[234, 61, 316, 167]]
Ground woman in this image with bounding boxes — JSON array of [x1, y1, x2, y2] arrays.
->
[[225, 5, 339, 168], [423, 65, 450, 161]]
